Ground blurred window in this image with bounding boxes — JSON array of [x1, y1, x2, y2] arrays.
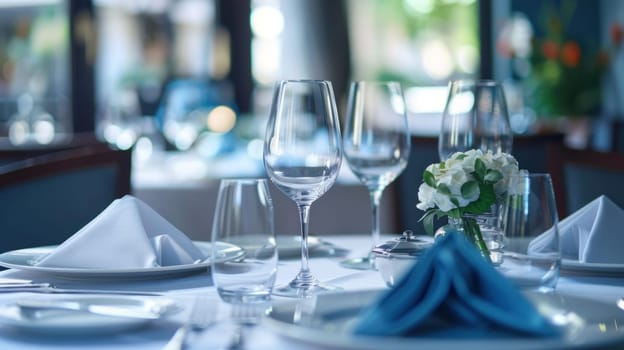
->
[[0, 0, 70, 146], [345, 0, 480, 135], [93, 0, 233, 152], [346, 0, 479, 84]]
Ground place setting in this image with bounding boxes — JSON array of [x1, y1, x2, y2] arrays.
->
[[265, 231, 624, 350], [0, 195, 229, 338], [0, 195, 245, 280]]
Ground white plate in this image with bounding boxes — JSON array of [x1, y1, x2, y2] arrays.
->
[[0, 241, 244, 279], [277, 236, 322, 258], [266, 290, 624, 350], [562, 259, 624, 276], [0, 296, 179, 335]]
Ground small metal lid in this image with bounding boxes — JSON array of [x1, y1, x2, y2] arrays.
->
[[372, 230, 434, 259]]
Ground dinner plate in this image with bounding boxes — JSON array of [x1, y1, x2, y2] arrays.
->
[[561, 259, 624, 276], [0, 296, 179, 335], [265, 289, 624, 350], [0, 241, 244, 279]]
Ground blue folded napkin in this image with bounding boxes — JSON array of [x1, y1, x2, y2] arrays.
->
[[353, 232, 560, 338]]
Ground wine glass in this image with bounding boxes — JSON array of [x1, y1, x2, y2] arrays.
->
[[340, 81, 410, 270], [438, 80, 513, 161], [263, 80, 343, 297], [436, 80, 513, 249]]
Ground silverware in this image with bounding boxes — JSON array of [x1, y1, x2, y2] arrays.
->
[[0, 282, 161, 296], [225, 302, 269, 350], [16, 299, 164, 320], [162, 296, 216, 350]]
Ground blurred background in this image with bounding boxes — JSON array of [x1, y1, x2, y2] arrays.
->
[[0, 0, 622, 236]]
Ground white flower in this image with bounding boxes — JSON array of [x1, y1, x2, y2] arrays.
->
[[491, 152, 520, 195], [432, 190, 456, 212], [416, 183, 436, 211], [417, 150, 521, 214]]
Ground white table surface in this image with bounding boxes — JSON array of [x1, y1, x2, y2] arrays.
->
[[0, 234, 622, 349]]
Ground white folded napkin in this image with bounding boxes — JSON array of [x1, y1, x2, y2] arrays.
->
[[35, 195, 206, 269], [529, 195, 624, 264]]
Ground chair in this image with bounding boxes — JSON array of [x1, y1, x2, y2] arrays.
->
[[547, 147, 624, 218], [0, 133, 102, 165], [0, 144, 131, 252]]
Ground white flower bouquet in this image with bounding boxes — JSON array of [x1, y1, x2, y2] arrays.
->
[[417, 149, 521, 260]]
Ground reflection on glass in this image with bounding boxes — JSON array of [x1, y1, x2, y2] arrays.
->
[[341, 81, 410, 270]]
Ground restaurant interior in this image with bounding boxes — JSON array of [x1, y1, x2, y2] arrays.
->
[[0, 1, 624, 349], [2, 0, 623, 239]]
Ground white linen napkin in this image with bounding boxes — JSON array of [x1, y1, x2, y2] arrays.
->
[[35, 195, 206, 269], [529, 195, 624, 264]]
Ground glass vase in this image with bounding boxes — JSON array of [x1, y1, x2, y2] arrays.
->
[[438, 209, 504, 265]]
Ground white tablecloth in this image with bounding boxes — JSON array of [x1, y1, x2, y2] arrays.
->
[[0, 235, 623, 349]]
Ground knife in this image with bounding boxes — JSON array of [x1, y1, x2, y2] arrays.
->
[[16, 299, 167, 320], [0, 283, 162, 296]]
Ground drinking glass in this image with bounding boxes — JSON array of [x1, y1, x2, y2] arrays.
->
[[263, 80, 342, 297], [211, 178, 278, 304], [438, 80, 513, 161], [499, 173, 561, 292], [340, 81, 410, 270]]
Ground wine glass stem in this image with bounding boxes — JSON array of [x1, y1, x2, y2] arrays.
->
[[297, 204, 312, 276], [369, 188, 383, 249]]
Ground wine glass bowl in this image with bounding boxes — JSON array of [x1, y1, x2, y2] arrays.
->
[[438, 80, 513, 161], [341, 81, 410, 270], [263, 80, 342, 297]]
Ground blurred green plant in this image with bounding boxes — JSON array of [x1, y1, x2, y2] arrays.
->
[[499, 2, 622, 118]]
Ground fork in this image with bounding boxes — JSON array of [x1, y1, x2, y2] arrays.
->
[[162, 296, 216, 350], [225, 302, 269, 350]]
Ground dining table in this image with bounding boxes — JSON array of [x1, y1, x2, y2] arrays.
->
[[0, 234, 623, 349]]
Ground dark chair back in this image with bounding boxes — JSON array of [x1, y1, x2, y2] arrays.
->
[[547, 147, 624, 218], [0, 145, 131, 252]]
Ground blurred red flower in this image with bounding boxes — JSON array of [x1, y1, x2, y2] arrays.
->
[[541, 41, 559, 60], [612, 23, 623, 48], [560, 41, 581, 67]]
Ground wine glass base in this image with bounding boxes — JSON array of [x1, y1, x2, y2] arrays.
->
[[272, 281, 342, 298], [340, 256, 377, 270]]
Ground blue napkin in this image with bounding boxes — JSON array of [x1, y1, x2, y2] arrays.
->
[[353, 232, 560, 338]]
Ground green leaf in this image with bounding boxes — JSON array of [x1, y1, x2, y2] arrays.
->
[[448, 208, 462, 218], [438, 183, 451, 195], [484, 169, 503, 183], [450, 197, 460, 208], [460, 181, 479, 199], [419, 209, 440, 235], [455, 154, 467, 160], [474, 158, 486, 180], [464, 183, 496, 214], [423, 170, 436, 188]]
